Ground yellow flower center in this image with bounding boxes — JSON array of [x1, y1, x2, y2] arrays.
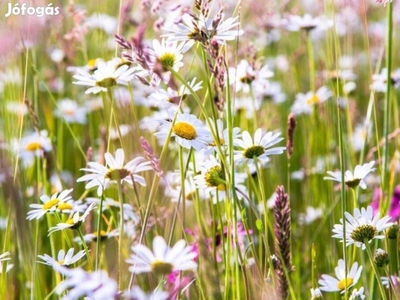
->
[[25, 141, 42, 152], [204, 166, 225, 187], [57, 203, 73, 211], [209, 138, 225, 147], [242, 145, 265, 159], [96, 77, 117, 88], [87, 59, 98, 69], [151, 260, 174, 275], [217, 183, 226, 191], [43, 199, 59, 210], [173, 122, 197, 140], [66, 219, 75, 225], [158, 52, 175, 69], [105, 168, 131, 180], [337, 277, 353, 290], [306, 94, 320, 105], [92, 230, 108, 242]]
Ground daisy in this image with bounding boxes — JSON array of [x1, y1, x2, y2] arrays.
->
[[206, 118, 241, 155], [233, 128, 286, 168], [298, 206, 323, 225], [324, 161, 376, 189], [86, 13, 117, 35], [350, 287, 365, 300], [123, 286, 169, 300], [318, 259, 362, 293], [0, 252, 13, 274], [56, 199, 88, 215], [126, 235, 197, 275], [54, 99, 87, 124], [77, 148, 152, 196], [27, 189, 74, 221], [73, 229, 119, 244], [194, 156, 248, 203], [13, 130, 52, 167], [73, 59, 137, 94], [164, 175, 201, 204], [291, 86, 332, 115], [86, 197, 139, 222], [56, 268, 118, 300], [228, 60, 273, 94], [150, 77, 203, 108], [381, 275, 400, 289], [37, 248, 86, 271], [285, 14, 324, 31], [48, 203, 96, 235], [162, 12, 243, 46], [6, 101, 28, 117], [154, 112, 212, 150], [332, 206, 393, 250], [310, 287, 323, 299], [151, 38, 192, 72]]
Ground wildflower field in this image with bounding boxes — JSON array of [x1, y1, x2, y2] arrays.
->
[[1, 0, 400, 299]]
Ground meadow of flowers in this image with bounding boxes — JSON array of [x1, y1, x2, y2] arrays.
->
[[1, 0, 400, 299]]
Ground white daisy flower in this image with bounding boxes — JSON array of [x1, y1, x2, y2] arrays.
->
[[164, 175, 201, 204], [318, 259, 362, 293], [350, 287, 366, 300], [54, 99, 87, 124], [6, 101, 28, 117], [151, 38, 192, 73], [310, 287, 323, 299], [86, 197, 139, 222], [233, 128, 286, 168], [332, 206, 393, 250], [284, 14, 326, 31], [162, 13, 243, 45], [27, 189, 74, 221], [73, 59, 137, 94], [56, 268, 118, 300], [194, 156, 247, 203], [13, 130, 52, 167], [154, 112, 212, 150], [73, 229, 119, 244], [86, 13, 117, 35], [150, 77, 203, 109], [56, 199, 88, 215], [291, 86, 332, 115], [48, 203, 96, 235], [0, 252, 13, 274], [324, 161, 376, 189], [37, 248, 86, 271], [77, 148, 152, 196], [381, 275, 400, 289], [298, 206, 323, 225], [126, 236, 197, 275], [228, 60, 273, 94], [206, 118, 241, 155], [123, 286, 169, 300]]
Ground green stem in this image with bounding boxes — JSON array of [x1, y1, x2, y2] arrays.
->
[[364, 239, 387, 300], [116, 179, 125, 290], [307, 32, 316, 93], [382, 0, 393, 213], [77, 228, 92, 271], [95, 189, 105, 271]]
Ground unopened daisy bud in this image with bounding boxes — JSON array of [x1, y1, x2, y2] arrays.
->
[[387, 223, 399, 239], [374, 248, 390, 267], [310, 287, 323, 299]]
